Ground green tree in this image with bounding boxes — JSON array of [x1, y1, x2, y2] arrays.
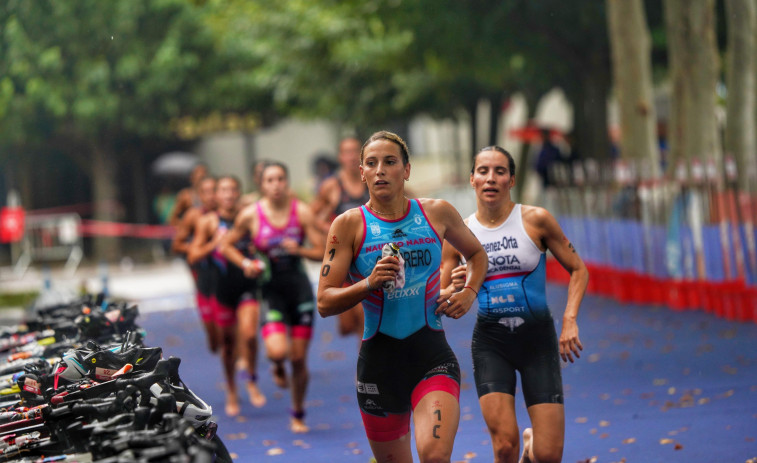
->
[[0, 0, 252, 259]]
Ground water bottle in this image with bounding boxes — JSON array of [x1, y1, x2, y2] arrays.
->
[[381, 242, 400, 292]]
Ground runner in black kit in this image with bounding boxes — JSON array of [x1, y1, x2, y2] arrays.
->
[[188, 176, 266, 417], [317, 131, 487, 463], [441, 147, 589, 463], [172, 176, 217, 352], [169, 162, 209, 226], [311, 137, 371, 337], [220, 161, 324, 433]]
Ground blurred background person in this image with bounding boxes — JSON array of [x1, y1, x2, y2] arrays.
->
[[188, 175, 265, 417], [169, 162, 209, 227], [220, 161, 324, 433], [310, 136, 369, 339], [171, 175, 218, 353]]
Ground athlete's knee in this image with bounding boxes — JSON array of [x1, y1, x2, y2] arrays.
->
[[267, 349, 287, 363], [492, 437, 519, 463], [531, 441, 562, 463], [417, 446, 452, 463], [487, 425, 519, 462], [289, 353, 307, 369]]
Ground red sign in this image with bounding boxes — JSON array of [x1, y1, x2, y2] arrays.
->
[[0, 207, 25, 243]]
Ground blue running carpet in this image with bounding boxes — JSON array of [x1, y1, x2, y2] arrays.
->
[[140, 283, 757, 463]]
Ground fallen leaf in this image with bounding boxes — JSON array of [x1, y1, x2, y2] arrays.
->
[[660, 438, 674, 445], [463, 452, 477, 458], [266, 448, 284, 456], [575, 417, 588, 424], [600, 420, 611, 427], [674, 443, 683, 450], [622, 438, 636, 444]]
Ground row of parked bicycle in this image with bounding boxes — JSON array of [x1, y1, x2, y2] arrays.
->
[[0, 292, 229, 462]]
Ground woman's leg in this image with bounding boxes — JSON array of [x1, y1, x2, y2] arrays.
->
[[479, 392, 521, 463], [412, 389, 460, 463], [520, 403, 564, 463], [237, 300, 265, 407], [368, 432, 414, 463], [288, 335, 311, 433]]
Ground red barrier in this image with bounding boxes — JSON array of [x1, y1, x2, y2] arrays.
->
[[78, 220, 175, 239], [545, 254, 757, 324]]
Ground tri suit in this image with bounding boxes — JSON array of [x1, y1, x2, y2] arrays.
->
[[468, 204, 563, 406], [210, 213, 257, 328], [349, 199, 460, 442], [253, 199, 315, 340]]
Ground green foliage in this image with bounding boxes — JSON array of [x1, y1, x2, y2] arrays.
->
[[0, 290, 38, 309], [0, 0, 239, 147]]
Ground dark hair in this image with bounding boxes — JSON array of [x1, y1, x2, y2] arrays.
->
[[361, 131, 410, 165], [472, 146, 516, 177], [261, 160, 289, 180], [216, 175, 241, 189]]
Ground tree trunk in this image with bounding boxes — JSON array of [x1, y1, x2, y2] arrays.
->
[[573, 53, 612, 163], [91, 143, 121, 262], [467, 99, 479, 159], [607, 0, 660, 179], [664, 0, 720, 176], [725, 0, 757, 191], [129, 154, 150, 224]]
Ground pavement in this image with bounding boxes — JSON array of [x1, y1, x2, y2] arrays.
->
[[0, 258, 198, 323], [2, 261, 756, 462]]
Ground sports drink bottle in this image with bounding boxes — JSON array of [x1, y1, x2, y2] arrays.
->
[[381, 243, 400, 292]]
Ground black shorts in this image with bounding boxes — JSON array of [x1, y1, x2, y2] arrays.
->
[[471, 318, 563, 407], [261, 270, 315, 332], [213, 263, 257, 309], [195, 259, 214, 298], [357, 327, 460, 416]]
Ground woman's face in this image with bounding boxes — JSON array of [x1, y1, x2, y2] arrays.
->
[[261, 165, 289, 201], [470, 150, 514, 204], [198, 178, 217, 210], [360, 140, 410, 198], [215, 178, 240, 210]]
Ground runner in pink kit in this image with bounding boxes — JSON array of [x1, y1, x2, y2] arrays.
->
[[220, 161, 324, 433]]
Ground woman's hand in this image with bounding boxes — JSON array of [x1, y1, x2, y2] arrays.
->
[[435, 286, 477, 319], [448, 264, 466, 292], [280, 237, 300, 256], [366, 255, 402, 291]]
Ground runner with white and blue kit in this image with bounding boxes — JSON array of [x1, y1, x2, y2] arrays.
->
[[441, 146, 589, 463]]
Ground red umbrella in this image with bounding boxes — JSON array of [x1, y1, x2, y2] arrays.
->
[[508, 123, 563, 143]]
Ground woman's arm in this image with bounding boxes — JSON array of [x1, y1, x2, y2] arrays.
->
[[426, 199, 487, 319], [218, 207, 261, 278], [171, 208, 199, 255], [187, 215, 216, 265], [440, 240, 466, 299], [281, 201, 325, 261], [316, 212, 399, 317], [529, 206, 589, 363]]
